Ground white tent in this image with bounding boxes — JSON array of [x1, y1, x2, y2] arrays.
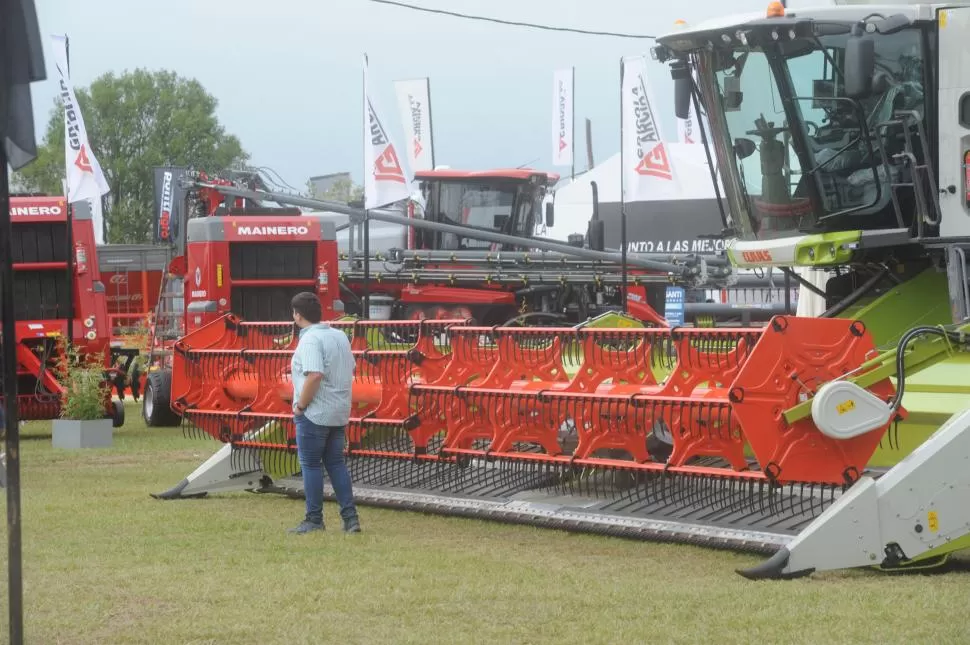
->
[[546, 143, 727, 253]]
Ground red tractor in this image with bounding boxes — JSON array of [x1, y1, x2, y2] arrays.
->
[[2, 195, 126, 426]]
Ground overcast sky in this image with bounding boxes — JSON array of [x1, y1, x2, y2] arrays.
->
[[29, 0, 803, 189]]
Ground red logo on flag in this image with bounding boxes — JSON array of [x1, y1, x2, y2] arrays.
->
[[413, 138, 423, 158], [635, 143, 672, 180], [74, 145, 93, 173], [375, 144, 406, 183], [559, 138, 568, 152]]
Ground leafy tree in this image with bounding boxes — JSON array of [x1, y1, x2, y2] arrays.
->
[[307, 176, 364, 204], [16, 69, 248, 243]]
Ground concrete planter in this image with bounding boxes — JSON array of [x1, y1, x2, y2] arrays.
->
[[52, 418, 113, 450]]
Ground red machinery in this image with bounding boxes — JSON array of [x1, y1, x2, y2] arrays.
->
[[156, 310, 902, 554], [140, 169, 760, 428], [149, 172, 911, 557], [2, 195, 124, 425], [140, 178, 341, 426]]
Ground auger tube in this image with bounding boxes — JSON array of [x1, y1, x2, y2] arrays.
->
[[186, 179, 696, 276], [737, 408, 970, 580]]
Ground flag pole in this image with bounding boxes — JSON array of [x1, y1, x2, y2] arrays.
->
[[362, 54, 370, 320], [619, 57, 628, 314], [64, 33, 76, 356], [425, 77, 436, 169], [570, 66, 575, 181], [2, 134, 25, 645]]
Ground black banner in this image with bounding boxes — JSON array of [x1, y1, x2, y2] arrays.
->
[[152, 166, 188, 250]]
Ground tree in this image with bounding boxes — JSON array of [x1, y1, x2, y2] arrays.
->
[[307, 176, 364, 204], [17, 69, 248, 243]]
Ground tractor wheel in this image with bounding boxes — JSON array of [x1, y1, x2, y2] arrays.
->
[[143, 370, 180, 427], [110, 399, 126, 428]]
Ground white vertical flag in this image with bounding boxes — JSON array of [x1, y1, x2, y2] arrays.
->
[[551, 68, 574, 167], [51, 34, 110, 243], [620, 55, 677, 203], [393, 78, 435, 173], [363, 54, 411, 210]]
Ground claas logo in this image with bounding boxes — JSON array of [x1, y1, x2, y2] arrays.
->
[[741, 250, 773, 263]]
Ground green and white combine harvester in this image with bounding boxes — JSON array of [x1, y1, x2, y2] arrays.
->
[[651, 0, 970, 577], [155, 0, 970, 580]]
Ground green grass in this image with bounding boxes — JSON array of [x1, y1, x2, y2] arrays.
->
[[0, 403, 969, 644]]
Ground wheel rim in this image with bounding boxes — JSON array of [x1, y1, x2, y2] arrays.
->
[[144, 385, 154, 417]]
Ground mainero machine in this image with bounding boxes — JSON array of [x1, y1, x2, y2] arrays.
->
[[1, 195, 126, 427]]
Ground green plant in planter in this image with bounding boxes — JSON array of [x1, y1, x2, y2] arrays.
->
[[56, 343, 110, 422]]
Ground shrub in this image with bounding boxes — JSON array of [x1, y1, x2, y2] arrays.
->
[[56, 342, 110, 422]]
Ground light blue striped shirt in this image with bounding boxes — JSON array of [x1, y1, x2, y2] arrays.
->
[[291, 323, 355, 426]]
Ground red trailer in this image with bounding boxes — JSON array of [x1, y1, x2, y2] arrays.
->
[[96, 244, 169, 345]]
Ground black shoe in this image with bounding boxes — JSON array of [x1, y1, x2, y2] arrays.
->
[[287, 520, 324, 534], [342, 517, 361, 533]]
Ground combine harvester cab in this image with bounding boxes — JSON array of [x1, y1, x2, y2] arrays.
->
[[1, 195, 123, 426]]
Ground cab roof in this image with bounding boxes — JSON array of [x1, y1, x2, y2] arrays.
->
[[414, 168, 560, 183], [655, 3, 938, 52]]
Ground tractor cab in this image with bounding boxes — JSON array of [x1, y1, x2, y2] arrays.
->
[[652, 2, 938, 252], [411, 169, 558, 251]]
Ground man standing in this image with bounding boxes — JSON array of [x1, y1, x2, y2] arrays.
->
[[288, 291, 361, 534]]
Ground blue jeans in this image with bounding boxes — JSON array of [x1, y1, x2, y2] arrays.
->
[[294, 415, 358, 525]]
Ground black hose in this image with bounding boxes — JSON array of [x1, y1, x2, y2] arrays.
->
[[820, 266, 890, 318], [890, 326, 970, 412]]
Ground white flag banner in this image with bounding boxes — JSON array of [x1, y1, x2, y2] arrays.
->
[[363, 55, 411, 210], [393, 78, 435, 173], [620, 55, 678, 203], [551, 68, 573, 167], [50, 35, 110, 220]]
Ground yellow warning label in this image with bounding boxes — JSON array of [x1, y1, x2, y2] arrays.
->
[[940, 10, 948, 28], [928, 510, 939, 533], [836, 399, 856, 415]]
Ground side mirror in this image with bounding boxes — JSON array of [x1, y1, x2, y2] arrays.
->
[[844, 34, 875, 99], [674, 77, 692, 120], [545, 201, 555, 228], [734, 138, 757, 160], [672, 61, 692, 120], [586, 219, 605, 251]]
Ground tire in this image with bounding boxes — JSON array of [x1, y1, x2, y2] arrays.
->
[[142, 370, 181, 427], [110, 399, 125, 428]]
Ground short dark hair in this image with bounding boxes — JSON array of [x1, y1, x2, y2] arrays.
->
[[291, 292, 322, 323]]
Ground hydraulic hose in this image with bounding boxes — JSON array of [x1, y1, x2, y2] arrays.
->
[[889, 325, 970, 413]]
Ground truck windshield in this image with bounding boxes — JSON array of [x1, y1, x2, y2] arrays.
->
[[705, 27, 925, 240]]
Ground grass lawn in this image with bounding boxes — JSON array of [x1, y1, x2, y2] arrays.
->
[[0, 401, 968, 644]]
